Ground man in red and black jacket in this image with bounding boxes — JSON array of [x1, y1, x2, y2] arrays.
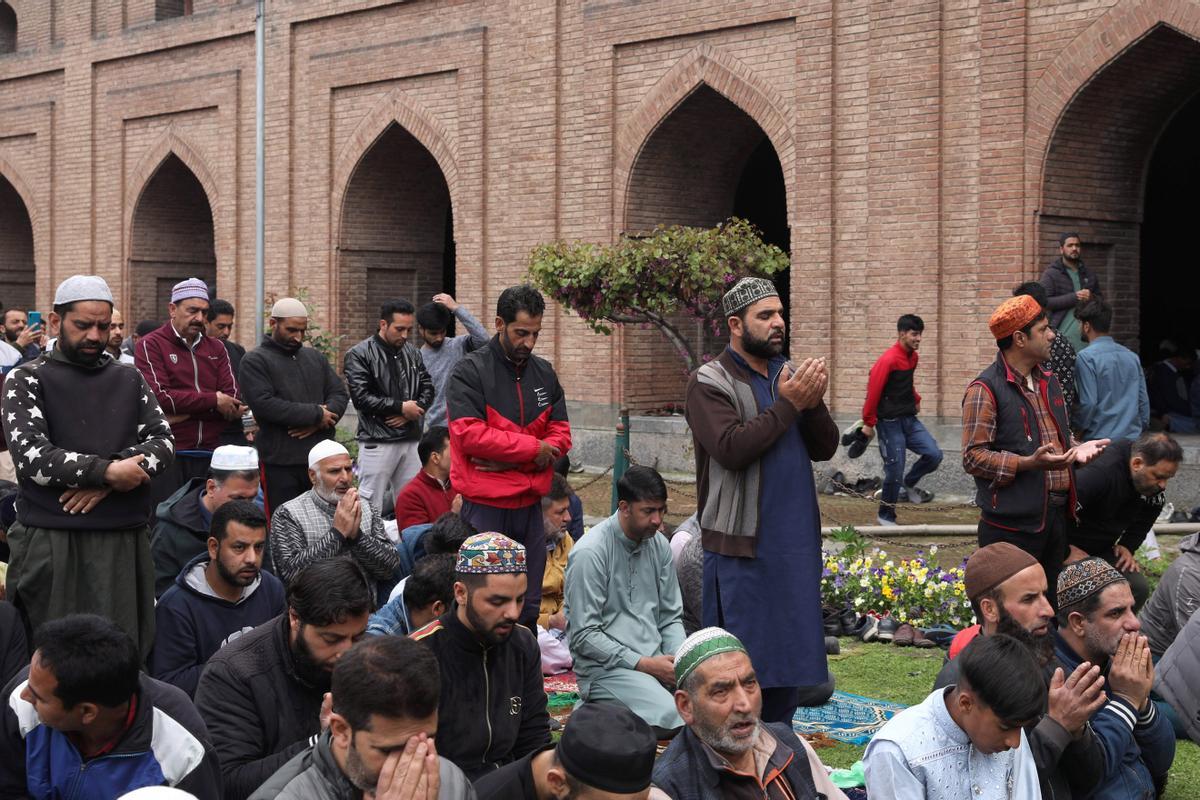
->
[[445, 285, 571, 626], [861, 314, 943, 525]]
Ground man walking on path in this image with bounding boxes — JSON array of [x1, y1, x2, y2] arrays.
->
[[344, 299, 434, 517], [239, 298, 349, 514], [136, 278, 243, 507], [860, 314, 943, 526], [685, 276, 838, 724], [1039, 232, 1102, 352], [962, 294, 1107, 608], [418, 293, 490, 431], [445, 285, 571, 627], [3, 275, 176, 659]]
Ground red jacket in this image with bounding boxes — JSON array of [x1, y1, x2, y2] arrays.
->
[[135, 323, 239, 451], [861, 341, 921, 426], [394, 470, 457, 530], [446, 337, 571, 508]]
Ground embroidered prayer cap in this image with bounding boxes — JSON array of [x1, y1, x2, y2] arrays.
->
[[456, 532, 527, 574], [721, 276, 779, 318], [307, 439, 349, 469], [988, 294, 1043, 340], [53, 275, 114, 306], [556, 702, 657, 793], [170, 277, 210, 305], [1057, 557, 1128, 612], [270, 297, 309, 319], [964, 543, 1040, 602], [674, 626, 748, 687], [210, 445, 259, 472]]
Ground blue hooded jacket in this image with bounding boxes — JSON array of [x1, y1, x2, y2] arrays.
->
[[151, 551, 286, 697]]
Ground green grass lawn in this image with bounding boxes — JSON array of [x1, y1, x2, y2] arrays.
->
[[822, 639, 1200, 798]]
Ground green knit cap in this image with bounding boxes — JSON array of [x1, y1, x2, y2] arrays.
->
[[674, 627, 748, 686]]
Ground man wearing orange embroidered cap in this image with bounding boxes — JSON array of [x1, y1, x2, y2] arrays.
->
[[962, 295, 1109, 608]]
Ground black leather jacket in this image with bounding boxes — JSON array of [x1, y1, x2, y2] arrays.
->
[[343, 335, 434, 442]]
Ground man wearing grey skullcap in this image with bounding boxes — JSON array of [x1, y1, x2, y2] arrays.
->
[[2, 275, 176, 661], [685, 275, 837, 724], [238, 298, 348, 513], [135, 278, 244, 510], [1052, 557, 1174, 799]]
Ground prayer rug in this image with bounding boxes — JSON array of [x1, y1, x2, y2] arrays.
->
[[791, 691, 907, 745], [544, 672, 580, 734]]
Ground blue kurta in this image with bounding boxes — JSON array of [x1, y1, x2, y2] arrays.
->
[[702, 350, 827, 689]]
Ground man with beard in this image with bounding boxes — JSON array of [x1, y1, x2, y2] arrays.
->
[[858, 314, 943, 526], [1070, 431, 1182, 614], [239, 297, 349, 513], [652, 627, 847, 799], [445, 285, 571, 628], [249, 636, 474, 800], [417, 293, 490, 431], [934, 543, 1108, 799], [2, 275, 176, 661], [106, 309, 135, 364], [685, 276, 838, 723], [1039, 231, 1102, 352], [151, 500, 285, 696], [412, 533, 550, 781], [136, 278, 244, 507], [564, 466, 685, 733], [195, 556, 374, 800], [270, 439, 399, 587], [1053, 558, 1175, 799], [963, 294, 1108, 607]]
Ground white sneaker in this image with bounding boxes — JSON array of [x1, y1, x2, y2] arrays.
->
[[876, 515, 898, 527]]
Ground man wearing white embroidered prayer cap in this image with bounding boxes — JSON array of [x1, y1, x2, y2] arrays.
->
[[864, 634, 1043, 800], [0, 614, 220, 799], [1, 274, 176, 661], [269, 439, 399, 587]]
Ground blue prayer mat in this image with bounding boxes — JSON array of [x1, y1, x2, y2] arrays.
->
[[792, 691, 908, 745]]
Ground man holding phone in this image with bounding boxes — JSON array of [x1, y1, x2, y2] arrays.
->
[[0, 309, 43, 374], [135, 278, 244, 507]]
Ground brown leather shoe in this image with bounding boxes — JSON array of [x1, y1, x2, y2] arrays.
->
[[912, 627, 937, 649], [893, 623, 915, 647]]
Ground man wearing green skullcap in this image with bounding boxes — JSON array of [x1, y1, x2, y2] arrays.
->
[[652, 627, 847, 799]]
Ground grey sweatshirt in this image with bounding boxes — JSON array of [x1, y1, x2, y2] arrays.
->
[[420, 306, 490, 430]]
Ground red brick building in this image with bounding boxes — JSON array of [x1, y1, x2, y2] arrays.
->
[[0, 0, 1196, 446]]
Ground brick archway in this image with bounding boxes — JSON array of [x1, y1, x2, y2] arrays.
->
[[1029, 7, 1200, 353], [127, 151, 216, 326], [0, 165, 35, 313]]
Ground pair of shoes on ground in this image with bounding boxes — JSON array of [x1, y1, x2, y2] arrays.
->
[[860, 614, 936, 648], [872, 485, 936, 505], [823, 606, 865, 637]]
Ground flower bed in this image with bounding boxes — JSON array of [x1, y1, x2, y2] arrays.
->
[[822, 546, 973, 629]]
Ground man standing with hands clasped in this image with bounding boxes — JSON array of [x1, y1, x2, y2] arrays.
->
[[686, 276, 839, 725]]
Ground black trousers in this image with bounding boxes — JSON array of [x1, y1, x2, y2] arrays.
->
[[978, 499, 1068, 610], [262, 463, 311, 518]]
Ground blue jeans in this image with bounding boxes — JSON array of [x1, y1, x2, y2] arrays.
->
[[877, 416, 943, 522]]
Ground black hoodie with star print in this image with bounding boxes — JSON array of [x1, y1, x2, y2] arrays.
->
[[1, 348, 175, 529]]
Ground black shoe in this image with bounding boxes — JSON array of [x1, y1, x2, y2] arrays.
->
[[846, 615, 871, 638], [905, 485, 934, 504], [825, 636, 841, 655], [839, 608, 859, 634], [876, 616, 900, 643], [822, 606, 843, 637]]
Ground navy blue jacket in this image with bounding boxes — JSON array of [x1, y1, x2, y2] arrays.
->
[[1054, 633, 1175, 800], [151, 552, 286, 697], [0, 671, 222, 799]]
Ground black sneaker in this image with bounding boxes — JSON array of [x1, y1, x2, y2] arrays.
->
[[876, 616, 900, 643]]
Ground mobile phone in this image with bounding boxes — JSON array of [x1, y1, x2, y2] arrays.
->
[[27, 311, 41, 328]]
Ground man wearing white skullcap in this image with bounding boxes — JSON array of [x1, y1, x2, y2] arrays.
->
[[149, 444, 263, 597], [268, 439, 399, 586], [1, 275, 176, 661], [238, 297, 348, 513]]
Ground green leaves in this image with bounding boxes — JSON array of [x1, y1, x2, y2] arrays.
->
[[527, 217, 788, 371]]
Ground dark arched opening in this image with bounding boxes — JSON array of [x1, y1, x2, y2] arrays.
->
[[0, 174, 34, 312]]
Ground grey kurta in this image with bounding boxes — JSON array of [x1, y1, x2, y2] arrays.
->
[[564, 512, 685, 728]]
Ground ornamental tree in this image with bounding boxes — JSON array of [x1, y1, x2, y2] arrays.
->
[[526, 217, 788, 373]]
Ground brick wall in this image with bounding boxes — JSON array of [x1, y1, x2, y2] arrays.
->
[[0, 174, 33, 313], [0, 0, 1197, 435], [129, 154, 215, 325]]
